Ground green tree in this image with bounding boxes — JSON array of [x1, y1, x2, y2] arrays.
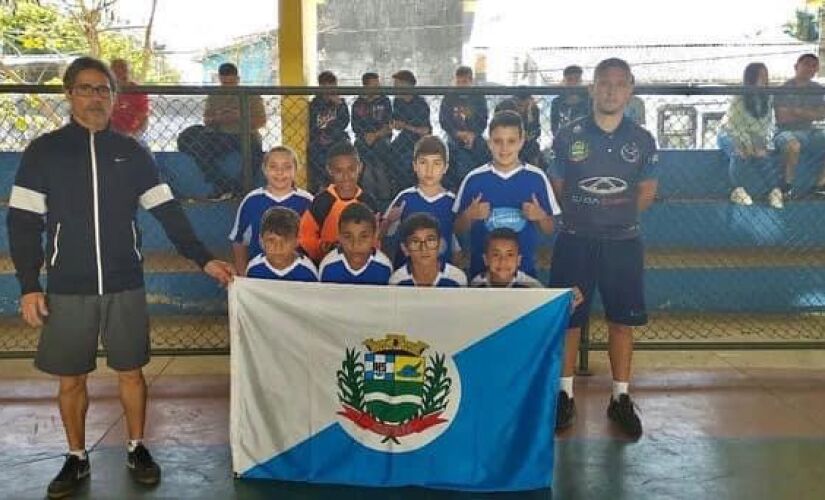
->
[[0, 0, 178, 83]]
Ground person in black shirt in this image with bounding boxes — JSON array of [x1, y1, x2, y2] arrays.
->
[[439, 66, 490, 190], [308, 71, 350, 194], [550, 65, 590, 137], [352, 72, 394, 202]]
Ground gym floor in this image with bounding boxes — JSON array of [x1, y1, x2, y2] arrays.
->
[[2, 350, 825, 499]]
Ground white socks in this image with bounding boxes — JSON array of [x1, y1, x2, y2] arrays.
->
[[612, 381, 629, 401], [128, 439, 142, 453], [561, 378, 629, 400], [560, 376, 574, 398], [68, 449, 87, 460]]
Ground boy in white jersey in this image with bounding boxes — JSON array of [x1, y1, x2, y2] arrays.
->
[[246, 207, 318, 282]]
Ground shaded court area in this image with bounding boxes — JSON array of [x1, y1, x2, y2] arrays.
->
[[2, 350, 825, 499]]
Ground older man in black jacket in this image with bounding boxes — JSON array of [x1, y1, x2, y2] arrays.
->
[[7, 56, 234, 499]]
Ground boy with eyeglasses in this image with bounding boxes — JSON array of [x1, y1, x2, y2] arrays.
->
[[389, 213, 466, 287]]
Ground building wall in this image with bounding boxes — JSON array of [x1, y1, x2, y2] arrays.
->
[[201, 36, 278, 85], [317, 0, 465, 86]]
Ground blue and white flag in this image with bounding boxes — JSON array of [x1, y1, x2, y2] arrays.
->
[[229, 277, 570, 492]]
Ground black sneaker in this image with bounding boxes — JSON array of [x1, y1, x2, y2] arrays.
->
[[127, 444, 161, 485], [47, 454, 90, 499], [607, 394, 643, 440], [555, 391, 576, 431]]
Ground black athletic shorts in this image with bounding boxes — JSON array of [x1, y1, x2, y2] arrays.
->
[[549, 232, 647, 328]]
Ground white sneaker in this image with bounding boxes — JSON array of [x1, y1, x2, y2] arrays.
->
[[768, 188, 784, 209], [730, 187, 753, 206]]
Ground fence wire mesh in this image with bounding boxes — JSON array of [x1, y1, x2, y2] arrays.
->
[[1, 84, 824, 355]]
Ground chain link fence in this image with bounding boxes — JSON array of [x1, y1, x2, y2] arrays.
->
[[1, 84, 824, 356]]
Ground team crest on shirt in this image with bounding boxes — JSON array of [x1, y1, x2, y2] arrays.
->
[[336, 334, 460, 452], [569, 140, 590, 162], [620, 142, 641, 163]]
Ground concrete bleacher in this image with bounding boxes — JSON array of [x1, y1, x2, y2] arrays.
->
[[0, 150, 822, 317]]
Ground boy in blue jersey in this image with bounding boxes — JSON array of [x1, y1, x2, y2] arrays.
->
[[549, 58, 659, 440], [319, 203, 393, 285], [453, 110, 561, 280], [229, 146, 313, 273], [389, 213, 466, 287], [469, 228, 542, 288], [381, 135, 456, 266], [246, 207, 319, 282], [390, 70, 432, 191]]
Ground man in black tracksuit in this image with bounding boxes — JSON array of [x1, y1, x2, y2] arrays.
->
[[7, 57, 234, 499]]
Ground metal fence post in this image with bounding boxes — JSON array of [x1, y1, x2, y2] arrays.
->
[[238, 91, 253, 192], [577, 318, 592, 376]]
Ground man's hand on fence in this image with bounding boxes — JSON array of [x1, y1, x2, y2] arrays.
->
[[20, 292, 48, 328], [204, 260, 236, 287]]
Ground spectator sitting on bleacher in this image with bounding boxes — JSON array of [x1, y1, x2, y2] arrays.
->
[[308, 70, 350, 194], [390, 69, 432, 194], [352, 72, 394, 203], [774, 53, 825, 199], [550, 65, 590, 137], [229, 146, 313, 273], [440, 65, 491, 191], [718, 62, 783, 208], [109, 59, 149, 142], [177, 62, 266, 201]]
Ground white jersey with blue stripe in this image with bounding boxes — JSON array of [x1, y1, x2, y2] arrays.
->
[[319, 248, 393, 285], [470, 270, 543, 288], [245, 253, 319, 282], [389, 261, 467, 287], [228, 187, 313, 257]]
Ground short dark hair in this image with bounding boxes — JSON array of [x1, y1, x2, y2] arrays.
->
[[488, 110, 523, 136], [399, 212, 440, 244], [218, 62, 238, 76], [318, 70, 337, 85], [361, 72, 379, 85], [339, 203, 376, 232], [413, 135, 448, 164], [563, 65, 583, 77], [392, 69, 416, 85], [494, 98, 519, 114], [260, 206, 300, 238], [326, 141, 359, 167], [593, 58, 632, 81], [797, 53, 819, 64], [63, 56, 116, 91], [455, 66, 473, 78], [485, 227, 520, 251]]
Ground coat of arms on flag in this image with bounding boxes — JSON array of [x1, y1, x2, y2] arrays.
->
[[337, 334, 459, 449]]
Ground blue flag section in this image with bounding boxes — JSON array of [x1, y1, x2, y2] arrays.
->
[[229, 279, 570, 492]]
